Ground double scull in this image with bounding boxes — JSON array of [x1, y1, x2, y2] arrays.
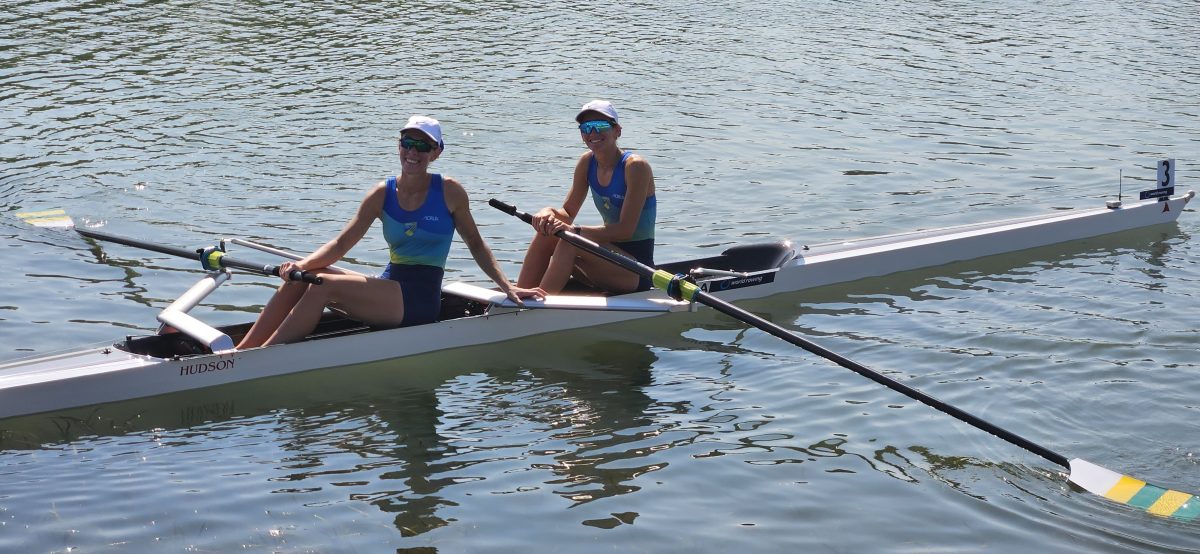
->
[[2, 187, 1192, 422]]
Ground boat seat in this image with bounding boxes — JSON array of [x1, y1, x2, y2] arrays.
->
[[658, 240, 796, 275]]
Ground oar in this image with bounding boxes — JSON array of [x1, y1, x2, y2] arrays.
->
[[17, 209, 323, 284], [489, 198, 1199, 521]]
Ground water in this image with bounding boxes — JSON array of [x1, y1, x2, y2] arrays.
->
[[2, 0, 1200, 551]]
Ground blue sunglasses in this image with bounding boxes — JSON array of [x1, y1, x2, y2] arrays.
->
[[578, 120, 615, 135]]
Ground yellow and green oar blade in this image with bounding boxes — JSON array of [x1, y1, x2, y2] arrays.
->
[[489, 197, 1198, 521], [1070, 459, 1199, 520], [16, 208, 74, 228]]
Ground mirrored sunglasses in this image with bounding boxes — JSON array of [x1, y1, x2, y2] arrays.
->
[[578, 120, 614, 135]]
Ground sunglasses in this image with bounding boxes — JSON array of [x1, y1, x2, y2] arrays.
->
[[578, 120, 615, 135], [400, 136, 437, 153]]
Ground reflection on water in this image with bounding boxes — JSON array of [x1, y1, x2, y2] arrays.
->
[[0, 330, 1014, 544]]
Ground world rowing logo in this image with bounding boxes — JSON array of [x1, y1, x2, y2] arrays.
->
[[405, 222, 418, 237]]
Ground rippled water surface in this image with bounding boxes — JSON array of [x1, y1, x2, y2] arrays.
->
[[2, 0, 1199, 552]]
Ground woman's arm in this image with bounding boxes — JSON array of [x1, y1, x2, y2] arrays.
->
[[290, 181, 386, 272], [532, 152, 592, 234], [445, 177, 545, 302]]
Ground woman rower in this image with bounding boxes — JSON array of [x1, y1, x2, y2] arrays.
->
[[516, 100, 657, 294], [237, 115, 544, 349]]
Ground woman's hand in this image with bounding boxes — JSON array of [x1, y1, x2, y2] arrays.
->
[[531, 207, 571, 236], [504, 285, 546, 307], [277, 261, 302, 282]]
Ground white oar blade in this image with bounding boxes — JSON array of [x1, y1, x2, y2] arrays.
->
[[1069, 458, 1199, 520], [16, 209, 75, 228]]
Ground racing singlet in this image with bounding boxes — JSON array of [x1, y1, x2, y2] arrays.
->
[[588, 151, 656, 242], [380, 174, 455, 269]]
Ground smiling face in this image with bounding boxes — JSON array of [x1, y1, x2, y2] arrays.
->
[[398, 130, 442, 173], [577, 112, 620, 152]]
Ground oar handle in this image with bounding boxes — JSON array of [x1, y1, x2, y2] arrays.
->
[[290, 269, 322, 284], [488, 199, 533, 224], [266, 265, 324, 285]]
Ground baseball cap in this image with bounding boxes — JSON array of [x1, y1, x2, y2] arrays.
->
[[401, 115, 444, 148], [575, 100, 618, 123]]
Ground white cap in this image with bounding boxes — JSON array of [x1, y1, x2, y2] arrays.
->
[[575, 99, 618, 123], [401, 115, 444, 148]]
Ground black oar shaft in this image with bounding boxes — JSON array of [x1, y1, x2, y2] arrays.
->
[[77, 228, 197, 259], [491, 198, 1071, 469], [76, 228, 322, 284], [698, 294, 1070, 469]]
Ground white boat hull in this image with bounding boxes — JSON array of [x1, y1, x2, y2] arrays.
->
[[768, 192, 1193, 297]]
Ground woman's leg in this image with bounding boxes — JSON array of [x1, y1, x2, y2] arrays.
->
[[262, 274, 406, 346], [572, 246, 640, 294], [236, 280, 309, 349], [517, 208, 571, 288], [537, 238, 580, 294], [517, 232, 557, 288], [538, 240, 639, 294]]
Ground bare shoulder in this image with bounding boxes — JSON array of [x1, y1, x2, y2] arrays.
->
[[441, 176, 470, 211], [624, 153, 654, 182], [570, 152, 593, 187], [363, 180, 389, 204], [348, 180, 390, 223], [442, 175, 467, 196], [575, 151, 594, 167], [624, 152, 651, 169]]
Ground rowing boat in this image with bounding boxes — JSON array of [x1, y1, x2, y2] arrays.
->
[[1, 189, 1192, 420]]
